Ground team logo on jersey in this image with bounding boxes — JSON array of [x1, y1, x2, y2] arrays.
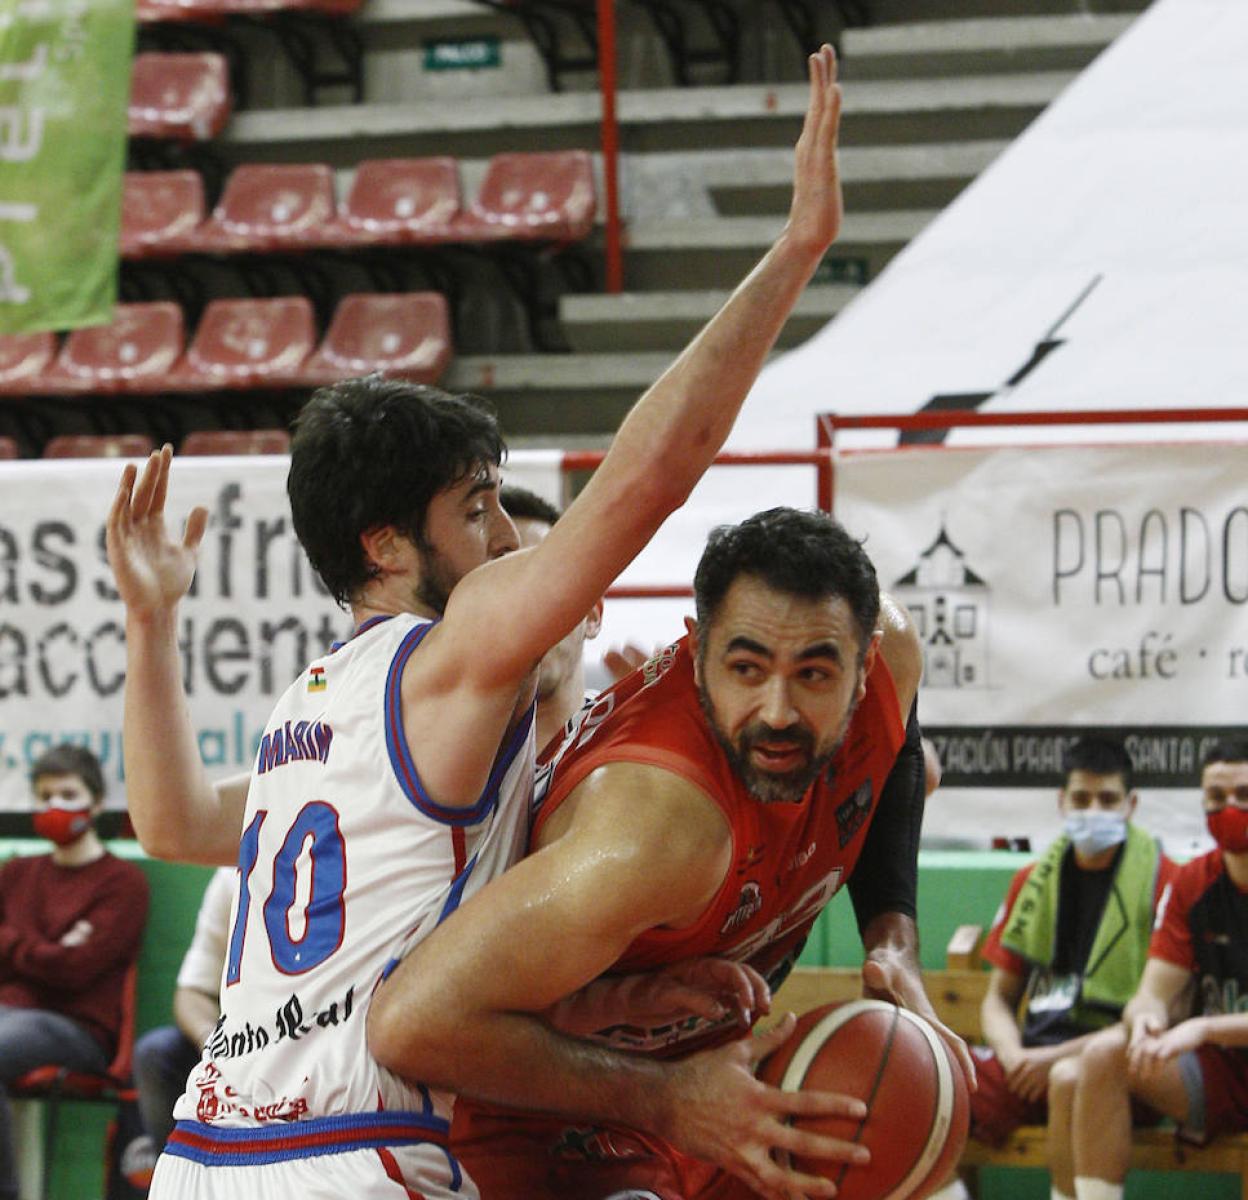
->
[[308, 666, 327, 692], [721, 881, 763, 934], [640, 642, 679, 690], [835, 780, 873, 847]]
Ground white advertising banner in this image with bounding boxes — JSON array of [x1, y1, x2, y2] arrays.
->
[[835, 440, 1247, 850], [0, 451, 562, 811]]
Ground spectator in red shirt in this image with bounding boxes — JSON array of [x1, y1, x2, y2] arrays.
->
[[966, 736, 1176, 1200], [1067, 739, 1248, 1200], [0, 745, 149, 1200]]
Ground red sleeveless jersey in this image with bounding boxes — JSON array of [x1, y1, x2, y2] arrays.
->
[[451, 639, 907, 1197], [531, 635, 906, 1056]]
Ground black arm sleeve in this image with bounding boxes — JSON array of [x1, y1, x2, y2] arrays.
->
[[847, 701, 925, 936]]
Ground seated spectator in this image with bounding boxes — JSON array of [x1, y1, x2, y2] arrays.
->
[[0, 744, 149, 1200], [1066, 739, 1248, 1200], [965, 736, 1176, 1200], [132, 868, 231, 1152]]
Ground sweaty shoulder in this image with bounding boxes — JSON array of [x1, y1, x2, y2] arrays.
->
[[537, 761, 734, 927], [876, 591, 921, 717]]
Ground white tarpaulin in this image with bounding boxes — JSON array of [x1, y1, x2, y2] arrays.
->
[[0, 451, 563, 810], [732, 0, 1248, 451]]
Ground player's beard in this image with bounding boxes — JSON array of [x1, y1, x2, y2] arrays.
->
[[697, 677, 861, 804], [413, 541, 461, 616]]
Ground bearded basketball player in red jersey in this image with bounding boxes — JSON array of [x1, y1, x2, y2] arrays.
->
[[380, 506, 975, 1199]]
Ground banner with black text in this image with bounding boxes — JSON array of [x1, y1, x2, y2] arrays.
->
[[834, 441, 1246, 849], [0, 453, 563, 809]]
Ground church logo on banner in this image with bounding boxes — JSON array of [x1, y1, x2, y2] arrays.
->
[[893, 524, 991, 690]]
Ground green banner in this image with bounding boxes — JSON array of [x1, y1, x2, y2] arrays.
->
[[0, 0, 135, 334]]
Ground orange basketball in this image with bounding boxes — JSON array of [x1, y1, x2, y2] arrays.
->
[[758, 999, 969, 1200]]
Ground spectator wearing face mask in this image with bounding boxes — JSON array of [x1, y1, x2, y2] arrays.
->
[[0, 744, 149, 1200], [963, 736, 1178, 1200], [1063, 739, 1248, 1200]]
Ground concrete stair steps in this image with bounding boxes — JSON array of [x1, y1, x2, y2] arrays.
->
[[445, 351, 677, 437], [841, 13, 1138, 79], [559, 285, 856, 352], [615, 210, 937, 289], [690, 140, 1009, 215]]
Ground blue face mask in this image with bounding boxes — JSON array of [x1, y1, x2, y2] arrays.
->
[[1063, 810, 1128, 857]]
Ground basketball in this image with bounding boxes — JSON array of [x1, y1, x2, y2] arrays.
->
[[758, 999, 970, 1200]]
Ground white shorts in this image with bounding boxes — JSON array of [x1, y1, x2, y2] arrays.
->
[[152, 1115, 476, 1200]]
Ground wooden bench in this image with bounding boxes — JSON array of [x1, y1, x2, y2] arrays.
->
[[770, 929, 1248, 1198]]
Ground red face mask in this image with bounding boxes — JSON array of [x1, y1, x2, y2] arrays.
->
[[32, 806, 92, 847], [1207, 807, 1248, 855]]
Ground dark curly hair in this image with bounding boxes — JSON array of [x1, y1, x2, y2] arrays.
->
[[288, 376, 506, 605], [693, 508, 880, 663]]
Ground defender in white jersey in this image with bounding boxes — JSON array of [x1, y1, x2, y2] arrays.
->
[[164, 612, 534, 1194], [108, 45, 860, 1200]]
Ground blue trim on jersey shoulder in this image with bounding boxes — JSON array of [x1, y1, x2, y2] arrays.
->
[[164, 1110, 450, 1167], [331, 613, 396, 653], [384, 626, 536, 827], [436, 851, 479, 926]]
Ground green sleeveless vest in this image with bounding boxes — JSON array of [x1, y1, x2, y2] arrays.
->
[[999, 823, 1160, 1028]]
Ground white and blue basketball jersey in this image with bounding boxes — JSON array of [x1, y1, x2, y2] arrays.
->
[[159, 614, 535, 1196]]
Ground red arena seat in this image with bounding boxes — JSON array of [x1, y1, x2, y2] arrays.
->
[[181, 428, 290, 454], [295, 293, 451, 387], [120, 171, 207, 258], [0, 332, 57, 394], [454, 150, 596, 243], [323, 158, 461, 246], [172, 297, 316, 389], [38, 303, 185, 395], [44, 434, 157, 459], [189, 163, 336, 253], [13, 962, 140, 1200], [128, 53, 232, 142]]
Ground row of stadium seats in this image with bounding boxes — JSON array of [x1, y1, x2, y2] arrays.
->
[[0, 294, 450, 396], [0, 430, 290, 460], [122, 153, 597, 258]]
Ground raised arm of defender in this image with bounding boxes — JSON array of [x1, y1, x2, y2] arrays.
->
[[106, 451, 251, 863], [429, 46, 843, 691]]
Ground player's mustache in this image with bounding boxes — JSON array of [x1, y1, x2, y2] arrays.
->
[[738, 723, 814, 754]]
